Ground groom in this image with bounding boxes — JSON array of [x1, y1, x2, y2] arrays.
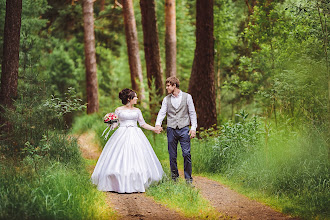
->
[[155, 76, 197, 184]]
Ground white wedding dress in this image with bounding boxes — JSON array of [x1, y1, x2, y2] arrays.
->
[[91, 108, 164, 193]]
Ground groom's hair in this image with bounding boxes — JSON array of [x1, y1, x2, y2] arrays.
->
[[166, 76, 180, 88]]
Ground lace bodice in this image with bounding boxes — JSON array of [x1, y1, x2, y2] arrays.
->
[[115, 108, 146, 127]]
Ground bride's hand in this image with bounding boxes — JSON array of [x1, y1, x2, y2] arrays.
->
[[112, 122, 118, 129], [154, 125, 163, 134]]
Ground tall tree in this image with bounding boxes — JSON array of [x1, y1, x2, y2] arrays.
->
[[165, 0, 176, 78], [100, 0, 105, 11], [188, 0, 217, 129], [82, 0, 99, 114], [122, 0, 145, 101], [140, 0, 164, 97], [0, 0, 23, 132]]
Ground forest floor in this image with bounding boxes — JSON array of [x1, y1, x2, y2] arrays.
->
[[77, 132, 299, 220]]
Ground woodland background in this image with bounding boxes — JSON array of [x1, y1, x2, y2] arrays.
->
[[0, 0, 329, 219]]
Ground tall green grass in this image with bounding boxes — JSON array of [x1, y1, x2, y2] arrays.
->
[[193, 114, 330, 219], [0, 131, 115, 219], [0, 160, 113, 220]]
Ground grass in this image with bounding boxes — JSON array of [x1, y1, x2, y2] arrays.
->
[[0, 159, 115, 220], [193, 116, 330, 220], [0, 129, 116, 220]]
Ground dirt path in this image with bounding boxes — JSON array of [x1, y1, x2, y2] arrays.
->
[[192, 175, 298, 220], [77, 132, 187, 220], [106, 193, 187, 220], [77, 132, 299, 220]]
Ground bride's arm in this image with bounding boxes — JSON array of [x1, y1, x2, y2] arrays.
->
[[141, 123, 156, 131], [137, 109, 156, 132], [112, 108, 120, 129]]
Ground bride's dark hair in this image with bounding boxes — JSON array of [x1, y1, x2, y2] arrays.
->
[[119, 88, 136, 105]]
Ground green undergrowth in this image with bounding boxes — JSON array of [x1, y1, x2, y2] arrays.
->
[[193, 114, 330, 220], [0, 159, 114, 220], [0, 131, 115, 219]]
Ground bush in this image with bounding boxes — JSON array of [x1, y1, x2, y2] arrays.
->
[[194, 110, 262, 173]]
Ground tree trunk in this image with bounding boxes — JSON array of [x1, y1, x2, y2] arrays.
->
[[100, 0, 105, 11], [140, 0, 164, 97], [216, 44, 221, 120], [0, 0, 22, 131], [122, 0, 145, 101], [188, 0, 217, 130], [165, 0, 176, 78], [83, 0, 99, 114]]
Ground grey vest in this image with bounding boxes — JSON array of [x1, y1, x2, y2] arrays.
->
[[167, 92, 190, 129]]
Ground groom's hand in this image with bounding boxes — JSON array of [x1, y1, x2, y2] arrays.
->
[[189, 130, 196, 139], [154, 125, 163, 134]]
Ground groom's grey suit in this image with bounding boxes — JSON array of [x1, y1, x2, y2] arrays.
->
[[156, 91, 197, 182]]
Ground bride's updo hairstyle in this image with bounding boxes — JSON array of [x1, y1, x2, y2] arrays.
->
[[119, 88, 136, 105]]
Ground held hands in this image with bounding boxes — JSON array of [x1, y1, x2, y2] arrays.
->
[[154, 125, 163, 134], [189, 130, 196, 139]]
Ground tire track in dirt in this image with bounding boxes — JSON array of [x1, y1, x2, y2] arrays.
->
[[77, 132, 188, 220]]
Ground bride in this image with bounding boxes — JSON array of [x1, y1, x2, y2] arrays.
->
[[91, 88, 164, 193]]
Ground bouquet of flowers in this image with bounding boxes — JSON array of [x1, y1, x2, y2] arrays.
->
[[103, 113, 118, 124]]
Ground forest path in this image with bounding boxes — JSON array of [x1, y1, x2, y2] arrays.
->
[[77, 132, 298, 220], [190, 173, 299, 220]]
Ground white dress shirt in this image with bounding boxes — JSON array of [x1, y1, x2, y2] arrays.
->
[[155, 91, 197, 131]]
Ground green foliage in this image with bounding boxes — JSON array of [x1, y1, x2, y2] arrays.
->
[[214, 0, 242, 68], [43, 87, 86, 117], [219, 0, 329, 123], [22, 135, 50, 164], [175, 0, 196, 90], [194, 110, 262, 173], [0, 84, 86, 155], [0, 160, 113, 220], [41, 44, 85, 97], [194, 112, 330, 219]]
